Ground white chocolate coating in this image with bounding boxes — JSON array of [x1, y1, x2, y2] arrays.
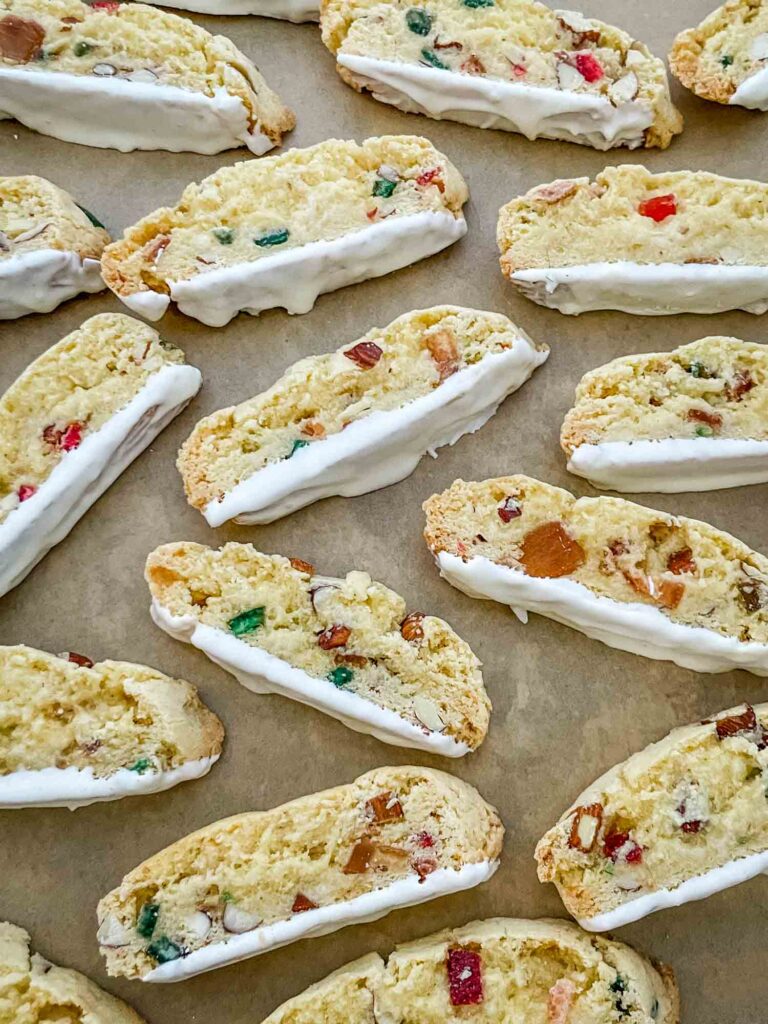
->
[[579, 848, 768, 931], [730, 66, 768, 110], [436, 552, 768, 675], [0, 251, 105, 320], [0, 67, 273, 154], [205, 339, 548, 525], [150, 601, 472, 756], [153, 0, 318, 21], [509, 262, 768, 315], [120, 211, 468, 327], [568, 437, 768, 493], [0, 364, 202, 598], [142, 859, 498, 982], [0, 756, 219, 811], [337, 55, 653, 150]]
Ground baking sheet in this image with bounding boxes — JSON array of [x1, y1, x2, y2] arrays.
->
[[1, 2, 767, 1020]]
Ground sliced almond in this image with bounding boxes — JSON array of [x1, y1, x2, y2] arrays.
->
[[184, 910, 212, 940], [529, 181, 577, 204], [125, 68, 158, 84], [13, 221, 52, 243], [92, 62, 117, 76], [568, 803, 603, 852], [751, 33, 768, 61], [97, 913, 133, 948], [608, 71, 638, 105], [557, 61, 585, 90], [222, 902, 261, 934], [413, 695, 445, 733]]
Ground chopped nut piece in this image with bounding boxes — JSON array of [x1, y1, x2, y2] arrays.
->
[[317, 624, 351, 650], [461, 54, 486, 75], [609, 71, 639, 104], [498, 496, 522, 522], [289, 557, 314, 575], [687, 408, 722, 430], [366, 791, 404, 824], [413, 695, 445, 732], [667, 548, 696, 575], [426, 329, 459, 380], [291, 893, 318, 913], [726, 370, 756, 402], [520, 522, 585, 578], [447, 947, 483, 1006], [529, 181, 578, 204], [222, 902, 261, 933], [557, 11, 600, 47], [144, 234, 171, 263], [66, 651, 94, 668], [0, 14, 45, 63], [557, 60, 584, 90], [97, 913, 133, 949], [301, 420, 326, 438], [92, 62, 117, 76], [335, 653, 368, 668], [401, 612, 425, 641], [344, 341, 383, 369], [715, 704, 768, 748], [184, 910, 212, 940], [568, 803, 603, 852]]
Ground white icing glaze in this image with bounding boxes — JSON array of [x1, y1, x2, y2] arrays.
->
[[150, 601, 471, 756], [568, 437, 768, 493], [206, 339, 548, 525], [579, 848, 768, 931], [730, 66, 768, 110], [0, 251, 104, 319], [436, 552, 768, 675], [0, 756, 219, 811], [510, 262, 768, 316], [154, 0, 318, 21], [0, 364, 202, 598], [0, 66, 273, 154], [337, 54, 652, 150], [142, 859, 498, 981], [123, 211, 467, 327]]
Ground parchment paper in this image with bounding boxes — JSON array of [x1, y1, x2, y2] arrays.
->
[[1, 3, 766, 1020]]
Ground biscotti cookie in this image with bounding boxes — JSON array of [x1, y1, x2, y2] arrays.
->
[[497, 164, 768, 315], [0, 645, 223, 809], [537, 701, 768, 932], [0, 174, 109, 319], [178, 306, 548, 526], [97, 765, 504, 981], [148, 0, 318, 22], [562, 336, 768, 493], [0, 313, 201, 598], [100, 136, 468, 326], [146, 541, 490, 756], [320, 0, 682, 151], [670, 0, 768, 110], [423, 474, 768, 675], [0, 1, 295, 153], [261, 918, 678, 1023], [0, 922, 145, 1023]]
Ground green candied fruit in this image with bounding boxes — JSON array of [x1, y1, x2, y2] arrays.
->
[[289, 439, 309, 457], [687, 360, 712, 379], [328, 666, 354, 687], [695, 424, 714, 437], [136, 903, 159, 939], [372, 178, 397, 199], [228, 607, 265, 636], [255, 227, 289, 248], [720, 54, 734, 67], [73, 41, 93, 56], [146, 936, 183, 964], [221, 890, 235, 903], [213, 227, 235, 244], [420, 48, 448, 69], [128, 758, 152, 774], [405, 7, 432, 34], [463, 0, 495, 7], [77, 204, 106, 230], [610, 975, 630, 1018]]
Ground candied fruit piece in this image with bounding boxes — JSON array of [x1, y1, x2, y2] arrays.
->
[[638, 194, 677, 222], [687, 408, 722, 431], [366, 791, 404, 824], [146, 936, 182, 964], [426, 329, 459, 380], [520, 522, 585, 578], [498, 496, 522, 523], [568, 803, 603, 852], [344, 341, 383, 369], [67, 652, 94, 668], [548, 978, 577, 1024], [667, 547, 696, 575], [726, 370, 756, 402], [255, 228, 289, 248], [289, 557, 314, 575], [228, 607, 265, 637], [291, 893, 318, 913], [447, 947, 483, 1006], [327, 665, 354, 687], [416, 167, 445, 191], [421, 48, 449, 69], [0, 14, 45, 63], [343, 835, 376, 873], [17, 484, 36, 502], [603, 831, 642, 864], [136, 903, 159, 939], [412, 854, 438, 881], [406, 7, 431, 34], [573, 52, 603, 81]]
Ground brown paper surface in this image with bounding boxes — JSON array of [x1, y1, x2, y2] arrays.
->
[[1, 2, 766, 1020]]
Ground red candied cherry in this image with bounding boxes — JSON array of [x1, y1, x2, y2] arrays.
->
[[91, 0, 121, 10], [344, 341, 383, 369], [498, 496, 522, 523], [413, 830, 436, 848], [638, 194, 677, 222], [60, 421, 84, 451], [603, 831, 643, 864], [573, 52, 603, 81], [416, 168, 445, 192], [17, 484, 37, 502], [446, 947, 483, 1006]]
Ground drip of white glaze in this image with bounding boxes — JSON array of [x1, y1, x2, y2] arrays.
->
[[156, 0, 318, 21], [731, 66, 768, 110], [0, 251, 104, 319]]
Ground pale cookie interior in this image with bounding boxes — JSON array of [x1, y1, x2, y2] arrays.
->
[[99, 135, 468, 299], [497, 164, 768, 276], [0, 312, 189, 525], [423, 475, 768, 643], [97, 766, 503, 978], [146, 541, 490, 749], [561, 336, 768, 454], [0, 173, 109, 262], [178, 306, 540, 510], [536, 702, 768, 921], [0, 645, 223, 780]]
